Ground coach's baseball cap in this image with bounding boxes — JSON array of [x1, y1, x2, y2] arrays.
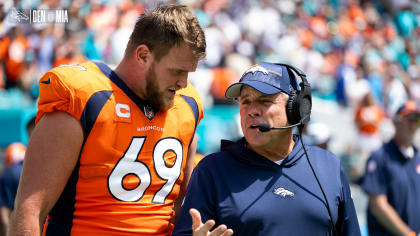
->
[[395, 100, 420, 120], [225, 62, 298, 99]]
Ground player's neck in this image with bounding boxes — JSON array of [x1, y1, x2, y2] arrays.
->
[[114, 58, 147, 100]]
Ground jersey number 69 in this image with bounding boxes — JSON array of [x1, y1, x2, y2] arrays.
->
[[107, 136, 183, 203]]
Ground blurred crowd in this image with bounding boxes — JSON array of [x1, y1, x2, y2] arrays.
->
[[1, 0, 420, 176]]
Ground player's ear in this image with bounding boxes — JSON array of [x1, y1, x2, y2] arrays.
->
[[135, 44, 152, 67]]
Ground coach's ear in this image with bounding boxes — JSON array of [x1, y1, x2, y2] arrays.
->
[[135, 44, 153, 68]]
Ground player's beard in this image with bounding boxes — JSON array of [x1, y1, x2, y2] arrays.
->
[[144, 64, 174, 111]]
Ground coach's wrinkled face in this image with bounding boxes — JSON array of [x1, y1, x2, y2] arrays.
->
[[145, 43, 197, 110], [238, 86, 290, 150]]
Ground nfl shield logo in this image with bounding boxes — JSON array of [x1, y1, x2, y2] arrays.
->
[[144, 105, 155, 119], [416, 164, 420, 175]]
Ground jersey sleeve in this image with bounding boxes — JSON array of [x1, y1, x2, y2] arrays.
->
[[361, 151, 387, 195], [36, 70, 84, 124], [336, 164, 361, 236], [177, 82, 204, 123]]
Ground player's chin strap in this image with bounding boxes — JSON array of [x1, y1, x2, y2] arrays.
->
[[298, 125, 338, 236]]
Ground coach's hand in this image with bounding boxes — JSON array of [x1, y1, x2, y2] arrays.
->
[[190, 208, 233, 236]]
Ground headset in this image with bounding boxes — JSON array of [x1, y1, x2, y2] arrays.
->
[[275, 63, 313, 127], [275, 63, 338, 236]]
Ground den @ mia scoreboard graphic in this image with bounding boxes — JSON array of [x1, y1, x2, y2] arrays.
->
[[8, 8, 69, 24]]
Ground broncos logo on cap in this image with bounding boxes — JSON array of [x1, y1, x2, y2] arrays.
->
[[244, 65, 270, 75], [244, 64, 284, 78]]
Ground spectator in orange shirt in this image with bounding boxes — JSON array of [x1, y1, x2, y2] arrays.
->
[[0, 33, 10, 89], [354, 92, 385, 177], [210, 66, 238, 104], [4, 27, 28, 89]]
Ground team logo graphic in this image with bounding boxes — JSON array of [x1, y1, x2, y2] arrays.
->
[[245, 65, 269, 75], [416, 164, 420, 175], [10, 8, 29, 22], [144, 105, 155, 120], [116, 103, 130, 118], [273, 187, 294, 198], [8, 8, 69, 24]]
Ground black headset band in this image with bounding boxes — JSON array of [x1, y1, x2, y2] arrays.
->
[[274, 63, 310, 93], [274, 63, 306, 79]]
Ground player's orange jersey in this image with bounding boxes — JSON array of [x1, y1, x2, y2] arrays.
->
[[36, 61, 203, 236]]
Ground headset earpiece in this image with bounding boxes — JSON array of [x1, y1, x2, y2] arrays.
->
[[297, 77, 312, 125], [278, 64, 312, 126], [286, 90, 299, 125]]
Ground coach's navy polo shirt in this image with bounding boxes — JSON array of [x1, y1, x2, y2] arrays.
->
[[173, 135, 360, 236], [361, 140, 420, 235]]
